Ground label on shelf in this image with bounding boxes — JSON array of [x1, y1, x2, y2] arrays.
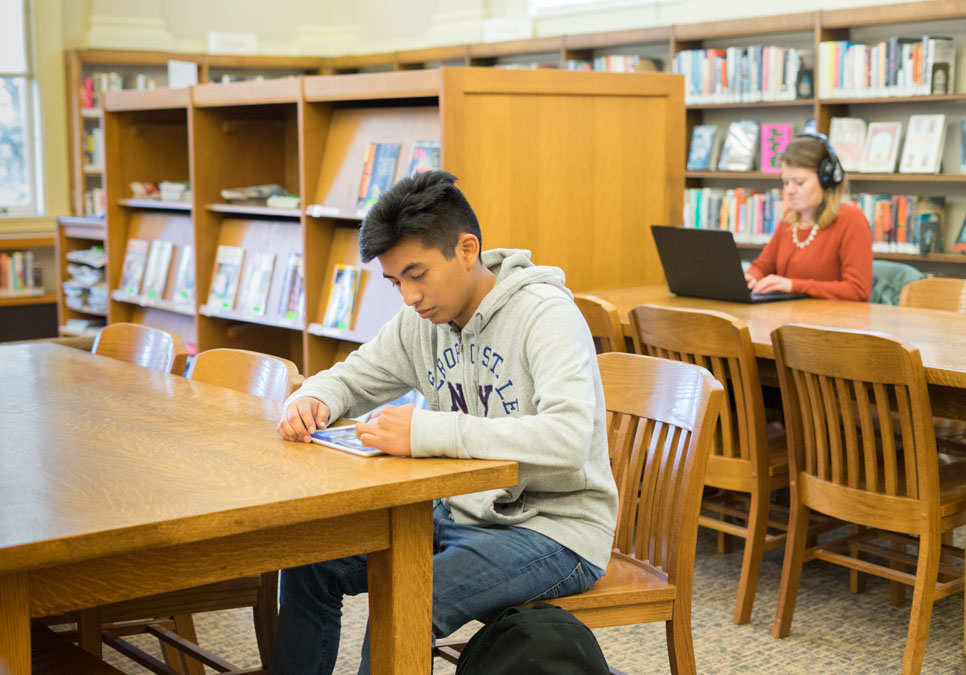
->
[[307, 204, 341, 218]]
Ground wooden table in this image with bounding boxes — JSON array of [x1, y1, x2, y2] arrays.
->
[[0, 343, 517, 674], [587, 285, 966, 419]]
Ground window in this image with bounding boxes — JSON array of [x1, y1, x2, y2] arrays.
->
[[0, 0, 42, 217], [527, 0, 664, 17]]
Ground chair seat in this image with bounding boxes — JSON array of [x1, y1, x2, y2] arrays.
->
[[767, 435, 789, 477], [32, 624, 125, 675], [542, 552, 676, 626]]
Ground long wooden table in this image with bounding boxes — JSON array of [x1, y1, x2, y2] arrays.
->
[[0, 343, 517, 674], [587, 285, 966, 420]]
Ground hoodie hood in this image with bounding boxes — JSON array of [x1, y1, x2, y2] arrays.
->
[[471, 248, 571, 331]]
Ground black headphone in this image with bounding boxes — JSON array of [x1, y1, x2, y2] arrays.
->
[[796, 132, 844, 189]]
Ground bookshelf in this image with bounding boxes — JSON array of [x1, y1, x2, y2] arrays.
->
[[99, 67, 683, 373], [0, 234, 56, 342], [315, 0, 966, 275], [65, 49, 324, 218], [55, 217, 106, 337]]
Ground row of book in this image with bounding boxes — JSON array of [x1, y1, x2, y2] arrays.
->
[[117, 238, 368, 330], [853, 194, 947, 254], [84, 187, 106, 217], [684, 189, 954, 255], [817, 35, 955, 99], [119, 240, 194, 308], [683, 187, 785, 243], [674, 46, 806, 104], [80, 71, 158, 109], [688, 115, 966, 174], [83, 128, 104, 169], [352, 140, 440, 216], [565, 56, 662, 73], [63, 246, 107, 313], [0, 251, 43, 297]]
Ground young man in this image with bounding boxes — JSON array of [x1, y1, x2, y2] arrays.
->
[[274, 170, 618, 674]]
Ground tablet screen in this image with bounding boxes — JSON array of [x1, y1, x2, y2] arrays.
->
[[310, 425, 383, 457]]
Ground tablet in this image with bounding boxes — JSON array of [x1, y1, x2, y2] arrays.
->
[[310, 425, 383, 457]]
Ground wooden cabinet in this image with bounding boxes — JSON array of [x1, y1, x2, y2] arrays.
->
[[0, 234, 57, 342], [98, 67, 684, 371], [65, 49, 325, 218]]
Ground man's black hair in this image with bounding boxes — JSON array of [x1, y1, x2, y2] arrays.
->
[[359, 170, 482, 263]]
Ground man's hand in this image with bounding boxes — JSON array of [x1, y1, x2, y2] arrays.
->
[[277, 397, 331, 443], [750, 274, 793, 294], [354, 404, 415, 456]]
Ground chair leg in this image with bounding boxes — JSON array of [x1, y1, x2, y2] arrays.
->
[[666, 597, 697, 675], [901, 532, 940, 675], [772, 501, 810, 639], [733, 490, 768, 625], [850, 540, 867, 594], [890, 536, 907, 607], [77, 607, 102, 657], [254, 571, 279, 669]]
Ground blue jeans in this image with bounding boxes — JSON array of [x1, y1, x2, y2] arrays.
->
[[272, 503, 604, 674]]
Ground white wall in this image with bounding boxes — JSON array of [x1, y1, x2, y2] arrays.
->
[[66, 0, 915, 55]]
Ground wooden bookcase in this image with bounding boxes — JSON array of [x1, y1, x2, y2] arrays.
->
[[55, 216, 106, 336], [65, 49, 325, 218], [322, 0, 966, 275], [0, 233, 57, 342], [101, 88, 197, 347], [98, 67, 684, 372]]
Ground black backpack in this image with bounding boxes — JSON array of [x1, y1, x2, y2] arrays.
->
[[455, 603, 611, 675]]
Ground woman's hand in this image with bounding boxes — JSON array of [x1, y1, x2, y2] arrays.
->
[[750, 274, 793, 294]]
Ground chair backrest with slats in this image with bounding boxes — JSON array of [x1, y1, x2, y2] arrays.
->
[[575, 294, 627, 353], [189, 348, 301, 402], [898, 277, 966, 314], [771, 324, 940, 532], [91, 322, 188, 375], [629, 304, 769, 492], [598, 352, 723, 585]]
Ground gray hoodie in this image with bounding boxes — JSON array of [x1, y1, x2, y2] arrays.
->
[[285, 249, 618, 570]]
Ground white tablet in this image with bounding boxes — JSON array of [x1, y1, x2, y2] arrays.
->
[[310, 425, 383, 457]]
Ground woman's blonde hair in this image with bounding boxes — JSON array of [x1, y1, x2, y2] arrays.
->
[[781, 136, 846, 229]]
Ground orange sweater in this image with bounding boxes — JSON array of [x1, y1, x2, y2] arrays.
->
[[747, 203, 873, 301]]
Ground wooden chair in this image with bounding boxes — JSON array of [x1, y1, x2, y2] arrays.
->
[[574, 293, 628, 353], [91, 322, 189, 375], [898, 278, 966, 453], [81, 348, 303, 674], [770, 324, 966, 674], [435, 352, 724, 674], [628, 304, 830, 625], [31, 623, 125, 675], [898, 277, 966, 313]]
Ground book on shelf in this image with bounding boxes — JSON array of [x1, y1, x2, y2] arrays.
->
[[955, 214, 966, 252], [206, 245, 245, 312], [406, 141, 441, 176], [0, 251, 40, 295], [684, 186, 784, 244], [899, 114, 946, 174], [220, 184, 287, 205], [357, 143, 401, 212], [923, 36, 955, 96], [960, 117, 966, 174], [686, 125, 718, 171], [322, 264, 363, 330], [172, 245, 195, 307], [717, 120, 759, 172], [236, 251, 275, 317], [852, 193, 942, 255], [140, 239, 173, 302], [675, 46, 802, 104], [119, 239, 149, 296], [828, 118, 868, 172], [760, 123, 792, 174], [859, 122, 902, 173], [276, 252, 305, 321], [265, 194, 300, 209]]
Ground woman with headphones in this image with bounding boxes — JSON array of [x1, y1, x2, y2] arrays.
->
[[744, 133, 873, 301]]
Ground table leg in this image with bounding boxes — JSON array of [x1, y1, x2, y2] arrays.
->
[[0, 573, 30, 675], [367, 501, 433, 674]]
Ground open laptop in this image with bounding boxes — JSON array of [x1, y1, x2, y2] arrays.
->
[[650, 225, 807, 304]]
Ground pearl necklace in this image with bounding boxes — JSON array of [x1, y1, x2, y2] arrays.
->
[[791, 224, 819, 250]]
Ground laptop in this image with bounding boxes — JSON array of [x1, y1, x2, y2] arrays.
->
[[650, 225, 808, 304]]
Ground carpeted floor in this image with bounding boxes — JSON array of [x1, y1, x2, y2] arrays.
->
[[101, 526, 964, 674]]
